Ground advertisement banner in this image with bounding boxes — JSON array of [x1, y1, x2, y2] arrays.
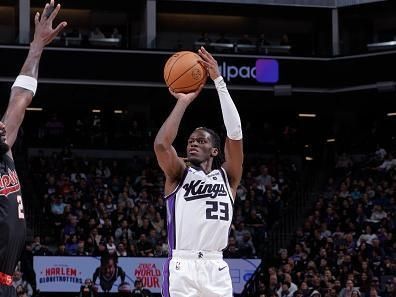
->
[[34, 256, 260, 294]]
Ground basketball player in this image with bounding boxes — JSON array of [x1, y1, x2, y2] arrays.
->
[[0, 2, 66, 296], [154, 46, 243, 297]]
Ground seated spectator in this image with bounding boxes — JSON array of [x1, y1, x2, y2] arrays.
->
[[51, 195, 66, 216], [93, 241, 108, 258], [115, 219, 133, 243], [128, 243, 138, 257], [216, 33, 231, 44], [31, 236, 42, 254], [223, 243, 241, 258], [63, 215, 78, 237], [269, 274, 280, 295], [76, 241, 88, 256], [279, 282, 294, 297], [257, 33, 271, 49], [256, 165, 273, 190], [151, 212, 164, 234], [131, 279, 152, 297], [65, 234, 79, 255], [89, 228, 102, 247], [280, 33, 290, 46], [238, 232, 256, 258], [147, 229, 158, 248], [118, 282, 132, 296], [116, 243, 128, 257], [369, 205, 387, 223], [384, 277, 396, 297], [106, 236, 117, 254], [197, 32, 212, 45], [238, 34, 252, 45], [374, 145, 387, 163], [373, 154, 396, 172], [111, 27, 122, 40], [357, 225, 378, 246], [54, 244, 69, 256], [15, 284, 28, 297], [90, 27, 105, 39], [79, 278, 96, 297], [136, 234, 154, 257], [370, 277, 382, 296], [12, 270, 33, 297]]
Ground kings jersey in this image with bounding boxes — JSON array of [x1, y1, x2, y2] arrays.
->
[[166, 167, 234, 253]]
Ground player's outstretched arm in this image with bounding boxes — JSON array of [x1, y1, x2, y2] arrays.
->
[[2, 0, 67, 150], [154, 86, 203, 192], [198, 46, 243, 194]]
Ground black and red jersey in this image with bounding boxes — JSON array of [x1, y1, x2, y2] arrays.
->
[[0, 154, 26, 276]]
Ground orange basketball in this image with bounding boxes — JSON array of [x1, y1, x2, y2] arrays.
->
[[164, 51, 208, 93]]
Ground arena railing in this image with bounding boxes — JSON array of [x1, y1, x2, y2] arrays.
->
[[194, 41, 291, 55]]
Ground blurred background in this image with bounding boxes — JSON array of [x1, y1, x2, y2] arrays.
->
[[0, 0, 395, 296]]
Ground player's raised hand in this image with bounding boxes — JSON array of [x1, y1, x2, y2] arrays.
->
[[198, 46, 221, 81], [169, 84, 204, 105], [33, 0, 67, 47]]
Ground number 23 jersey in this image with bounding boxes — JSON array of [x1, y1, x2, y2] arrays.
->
[[0, 154, 26, 275], [166, 166, 234, 253]]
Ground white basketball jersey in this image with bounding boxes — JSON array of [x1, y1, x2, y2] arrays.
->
[[165, 166, 234, 253]]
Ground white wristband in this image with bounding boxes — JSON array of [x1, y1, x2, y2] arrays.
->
[[12, 75, 37, 96]]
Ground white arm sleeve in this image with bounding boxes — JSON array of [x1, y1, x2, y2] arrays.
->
[[214, 76, 242, 140]]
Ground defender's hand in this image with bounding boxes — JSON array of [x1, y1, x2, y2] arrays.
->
[[198, 46, 221, 81], [169, 84, 204, 105], [33, 0, 67, 47]]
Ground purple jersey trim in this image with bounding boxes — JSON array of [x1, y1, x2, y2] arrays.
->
[[161, 258, 171, 297], [166, 193, 176, 254]]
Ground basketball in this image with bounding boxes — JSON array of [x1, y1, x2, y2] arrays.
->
[[164, 51, 208, 93]]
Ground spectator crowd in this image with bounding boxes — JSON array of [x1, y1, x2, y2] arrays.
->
[[29, 150, 295, 258], [17, 148, 297, 295], [253, 150, 396, 297]]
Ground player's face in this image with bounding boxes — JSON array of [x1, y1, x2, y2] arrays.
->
[[0, 122, 9, 155], [103, 259, 116, 279], [186, 130, 218, 165]]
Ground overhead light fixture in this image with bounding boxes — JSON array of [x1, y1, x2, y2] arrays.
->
[[92, 109, 101, 113], [114, 110, 123, 114], [387, 113, 396, 117], [326, 138, 336, 143], [304, 144, 310, 148], [305, 156, 314, 161], [376, 81, 395, 93], [298, 113, 316, 118], [26, 107, 43, 111]]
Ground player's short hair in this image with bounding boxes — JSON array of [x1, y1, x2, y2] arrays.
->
[[194, 127, 220, 148]]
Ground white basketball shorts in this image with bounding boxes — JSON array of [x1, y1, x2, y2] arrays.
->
[[162, 250, 233, 297]]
